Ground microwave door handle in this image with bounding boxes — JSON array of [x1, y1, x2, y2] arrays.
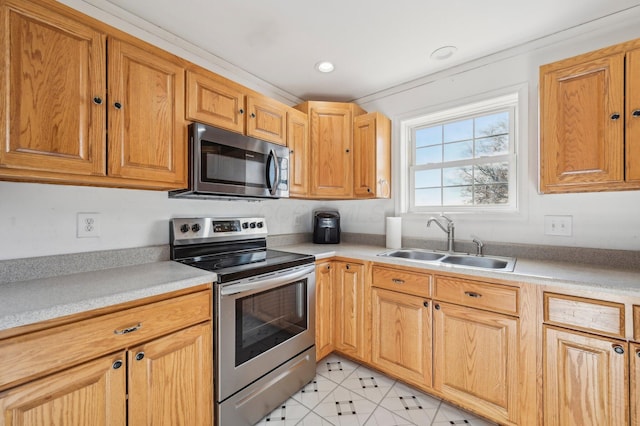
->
[[266, 149, 280, 196]]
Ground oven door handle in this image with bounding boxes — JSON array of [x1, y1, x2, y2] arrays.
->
[[219, 264, 314, 296]]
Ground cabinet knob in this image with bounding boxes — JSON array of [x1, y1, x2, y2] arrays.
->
[[423, 301, 429, 308], [346, 264, 351, 270], [633, 109, 640, 117], [239, 108, 245, 115], [290, 150, 294, 154], [92, 97, 103, 105], [612, 344, 625, 355], [367, 188, 371, 193], [326, 265, 331, 270], [112, 360, 123, 370], [610, 113, 621, 120], [345, 149, 350, 153], [135, 352, 145, 361], [250, 113, 256, 118], [434, 303, 441, 310], [114, 102, 122, 110], [636, 349, 640, 358]]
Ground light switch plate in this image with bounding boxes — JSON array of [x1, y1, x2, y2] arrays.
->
[[544, 215, 572, 236]]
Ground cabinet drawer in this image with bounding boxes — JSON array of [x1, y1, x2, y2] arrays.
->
[[0, 289, 211, 391], [372, 266, 431, 297], [544, 293, 624, 338], [434, 276, 518, 315]]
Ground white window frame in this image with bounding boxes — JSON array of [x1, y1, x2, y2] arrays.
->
[[399, 87, 526, 215]]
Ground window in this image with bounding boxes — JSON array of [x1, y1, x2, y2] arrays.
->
[[403, 93, 518, 212]]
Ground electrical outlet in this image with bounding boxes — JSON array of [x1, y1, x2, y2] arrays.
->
[[77, 213, 101, 238], [544, 215, 572, 236]]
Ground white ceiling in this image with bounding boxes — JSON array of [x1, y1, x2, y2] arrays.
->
[[100, 0, 640, 102]]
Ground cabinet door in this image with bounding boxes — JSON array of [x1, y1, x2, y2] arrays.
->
[[334, 261, 365, 359], [371, 288, 431, 387], [540, 53, 625, 192], [128, 322, 213, 426], [0, 353, 126, 426], [632, 342, 640, 426], [353, 112, 391, 198], [185, 69, 245, 133], [288, 108, 309, 197], [315, 260, 334, 360], [433, 302, 518, 424], [0, 0, 106, 177], [246, 94, 287, 146], [626, 48, 640, 182], [308, 104, 353, 198], [544, 325, 628, 426], [107, 37, 186, 188]]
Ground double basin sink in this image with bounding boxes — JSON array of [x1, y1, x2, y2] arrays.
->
[[377, 248, 516, 272]]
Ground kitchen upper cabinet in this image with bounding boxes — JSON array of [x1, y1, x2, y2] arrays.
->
[[540, 37, 640, 193], [287, 108, 309, 197], [371, 287, 432, 388], [294, 101, 366, 198], [333, 260, 367, 361], [186, 67, 288, 146], [433, 301, 519, 425], [315, 260, 334, 360], [107, 37, 186, 185], [544, 325, 628, 426], [0, 0, 106, 177], [0, 0, 187, 190], [353, 112, 391, 199]]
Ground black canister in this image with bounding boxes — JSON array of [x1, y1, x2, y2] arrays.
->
[[313, 210, 340, 244]]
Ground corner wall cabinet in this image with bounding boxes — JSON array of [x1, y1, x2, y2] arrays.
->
[[0, 0, 187, 190], [540, 37, 640, 193], [0, 287, 213, 426], [287, 108, 309, 197]]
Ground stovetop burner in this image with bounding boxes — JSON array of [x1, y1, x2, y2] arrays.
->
[[170, 217, 314, 283]]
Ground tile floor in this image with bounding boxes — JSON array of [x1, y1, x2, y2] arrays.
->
[[256, 353, 498, 426]]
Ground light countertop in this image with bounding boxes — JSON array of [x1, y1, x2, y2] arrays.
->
[[0, 261, 216, 332]]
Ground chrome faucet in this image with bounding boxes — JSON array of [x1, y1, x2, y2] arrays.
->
[[427, 214, 455, 252], [472, 236, 484, 256]]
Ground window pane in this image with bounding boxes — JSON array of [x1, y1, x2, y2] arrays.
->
[[415, 188, 441, 206], [476, 135, 508, 157], [443, 186, 472, 205], [415, 169, 441, 188], [474, 184, 509, 204], [416, 145, 442, 165], [474, 162, 509, 184], [443, 166, 472, 186], [475, 112, 509, 138], [415, 126, 442, 147], [443, 119, 473, 143], [444, 140, 473, 162]]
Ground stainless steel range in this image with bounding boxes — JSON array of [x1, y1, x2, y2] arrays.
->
[[170, 217, 316, 426]]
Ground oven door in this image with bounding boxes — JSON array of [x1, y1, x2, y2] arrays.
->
[[216, 264, 315, 401]]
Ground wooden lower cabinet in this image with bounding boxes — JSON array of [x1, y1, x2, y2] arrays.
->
[[371, 287, 432, 387], [632, 342, 640, 426], [433, 301, 519, 425], [0, 353, 126, 425], [334, 260, 367, 361], [544, 325, 629, 426], [315, 260, 334, 360]]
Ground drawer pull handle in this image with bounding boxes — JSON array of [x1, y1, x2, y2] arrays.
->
[[465, 291, 482, 298], [112, 360, 123, 370], [612, 344, 625, 355], [392, 278, 405, 284], [135, 351, 145, 361], [114, 323, 142, 335]]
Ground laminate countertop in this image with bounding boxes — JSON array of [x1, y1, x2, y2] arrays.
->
[[0, 261, 216, 332], [278, 243, 640, 296]]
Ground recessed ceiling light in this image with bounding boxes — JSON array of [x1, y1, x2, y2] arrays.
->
[[430, 46, 457, 61], [315, 61, 335, 73]]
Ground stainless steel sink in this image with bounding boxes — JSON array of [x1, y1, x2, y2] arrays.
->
[[378, 248, 446, 262], [377, 248, 516, 272]]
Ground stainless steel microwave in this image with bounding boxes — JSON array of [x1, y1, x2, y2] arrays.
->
[[170, 122, 289, 200]]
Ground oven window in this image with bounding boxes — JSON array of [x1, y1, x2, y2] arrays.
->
[[201, 140, 266, 188], [235, 279, 308, 366]]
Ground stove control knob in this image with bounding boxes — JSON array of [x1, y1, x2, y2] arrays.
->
[[250, 222, 256, 229], [256, 222, 264, 228], [242, 222, 248, 229], [180, 224, 190, 233], [191, 224, 201, 232]]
